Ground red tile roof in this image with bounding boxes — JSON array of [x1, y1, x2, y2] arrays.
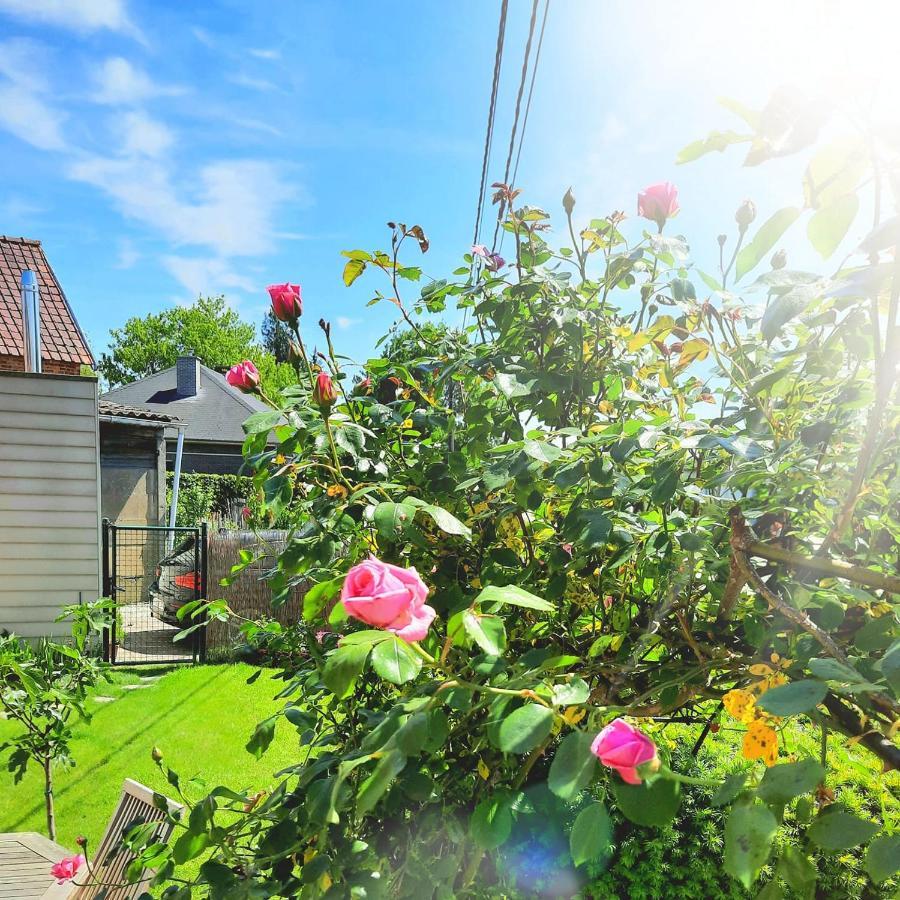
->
[[0, 236, 94, 366]]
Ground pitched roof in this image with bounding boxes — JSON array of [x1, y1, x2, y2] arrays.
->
[[99, 399, 182, 425], [100, 362, 270, 444], [0, 236, 94, 366]]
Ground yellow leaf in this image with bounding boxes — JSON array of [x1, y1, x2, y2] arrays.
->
[[675, 337, 711, 371], [749, 664, 774, 677], [477, 759, 490, 780], [563, 706, 587, 726], [628, 332, 651, 351]]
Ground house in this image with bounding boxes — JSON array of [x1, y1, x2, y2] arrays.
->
[[100, 356, 268, 475], [0, 236, 94, 374]]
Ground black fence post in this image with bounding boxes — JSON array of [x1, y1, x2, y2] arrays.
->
[[101, 518, 110, 662], [199, 521, 209, 664]]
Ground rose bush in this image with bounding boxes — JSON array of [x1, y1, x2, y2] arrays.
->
[[125, 90, 898, 899]]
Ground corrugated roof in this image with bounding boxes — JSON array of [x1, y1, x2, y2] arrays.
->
[[99, 400, 182, 424], [0, 236, 94, 366], [100, 361, 271, 443]]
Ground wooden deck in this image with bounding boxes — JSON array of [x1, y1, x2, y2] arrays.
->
[[0, 832, 72, 899]]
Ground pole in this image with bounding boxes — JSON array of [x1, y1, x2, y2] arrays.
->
[[167, 427, 185, 552]]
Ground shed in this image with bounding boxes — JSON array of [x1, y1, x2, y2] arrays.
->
[[0, 371, 100, 638]]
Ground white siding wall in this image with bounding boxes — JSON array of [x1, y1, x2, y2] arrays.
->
[[0, 373, 101, 638]]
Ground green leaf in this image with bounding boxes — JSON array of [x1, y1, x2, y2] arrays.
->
[[809, 657, 879, 692], [865, 833, 900, 884], [497, 704, 555, 754], [242, 410, 282, 435], [343, 257, 367, 286], [245, 717, 276, 759], [548, 731, 597, 800], [757, 759, 824, 804], [551, 677, 590, 707], [523, 439, 562, 464], [724, 802, 778, 889], [711, 772, 748, 806], [577, 510, 612, 549], [417, 502, 472, 539], [370, 637, 423, 685], [735, 207, 801, 281], [676, 129, 751, 165], [879, 640, 900, 696], [807, 194, 859, 258], [356, 748, 406, 814], [322, 643, 370, 698], [172, 830, 209, 865], [395, 712, 429, 756], [611, 777, 681, 828], [755, 680, 827, 716], [302, 578, 342, 622], [372, 501, 417, 541], [463, 611, 507, 656], [569, 802, 613, 867], [807, 809, 879, 851], [338, 630, 392, 647], [777, 846, 817, 897], [760, 283, 820, 342], [470, 793, 513, 850], [475, 584, 554, 612]]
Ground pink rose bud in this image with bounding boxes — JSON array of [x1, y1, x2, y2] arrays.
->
[[50, 855, 86, 884], [313, 372, 337, 408], [267, 283, 302, 323], [471, 244, 505, 272], [637, 182, 680, 229], [226, 360, 260, 393], [341, 556, 437, 643], [590, 718, 658, 785], [735, 199, 756, 230]]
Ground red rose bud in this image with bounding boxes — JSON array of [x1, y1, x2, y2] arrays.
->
[[313, 372, 337, 408], [267, 283, 302, 323], [226, 360, 260, 393], [735, 199, 757, 230], [75, 835, 87, 848]]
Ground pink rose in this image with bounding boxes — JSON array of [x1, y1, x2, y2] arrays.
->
[[312, 371, 337, 408], [225, 360, 260, 393], [472, 244, 505, 271], [590, 718, 658, 785], [637, 182, 679, 229], [50, 854, 85, 883], [268, 283, 302, 323], [341, 556, 436, 643]]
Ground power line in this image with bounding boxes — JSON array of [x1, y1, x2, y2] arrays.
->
[[472, 0, 509, 254], [510, 0, 550, 191], [490, 0, 543, 251]]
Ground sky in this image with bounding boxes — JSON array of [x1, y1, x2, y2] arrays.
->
[[0, 0, 895, 370]]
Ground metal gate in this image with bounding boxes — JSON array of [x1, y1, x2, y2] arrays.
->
[[102, 520, 208, 665]]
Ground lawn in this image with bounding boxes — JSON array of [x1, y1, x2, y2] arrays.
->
[[0, 663, 299, 853]]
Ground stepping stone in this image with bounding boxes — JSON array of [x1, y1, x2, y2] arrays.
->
[[121, 684, 152, 691], [94, 696, 116, 703], [139, 675, 161, 682]]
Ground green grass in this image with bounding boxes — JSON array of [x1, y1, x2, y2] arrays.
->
[[0, 663, 299, 853]]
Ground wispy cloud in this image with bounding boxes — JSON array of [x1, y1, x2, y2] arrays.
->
[[0, 0, 142, 41], [228, 72, 277, 93], [116, 110, 174, 157], [115, 237, 140, 268], [68, 156, 294, 257], [249, 48, 280, 60], [0, 39, 67, 150], [92, 57, 183, 106], [162, 255, 257, 298], [336, 316, 360, 329]]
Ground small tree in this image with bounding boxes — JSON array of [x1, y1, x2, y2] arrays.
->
[[0, 602, 110, 839]]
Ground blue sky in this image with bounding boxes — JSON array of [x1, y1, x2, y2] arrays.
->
[[0, 0, 890, 368]]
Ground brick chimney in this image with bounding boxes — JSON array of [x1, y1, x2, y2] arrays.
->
[[176, 355, 200, 397]]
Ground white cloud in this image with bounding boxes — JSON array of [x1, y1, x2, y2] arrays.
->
[[0, 39, 66, 150], [115, 238, 140, 269], [68, 155, 293, 257], [336, 316, 360, 330], [0, 0, 142, 39], [191, 27, 215, 47], [162, 255, 257, 297], [117, 110, 174, 157], [93, 57, 183, 105], [228, 73, 277, 92], [249, 48, 280, 60]]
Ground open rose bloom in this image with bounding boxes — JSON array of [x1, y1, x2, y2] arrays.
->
[[341, 556, 436, 642], [637, 182, 679, 229], [591, 718, 658, 784], [50, 854, 85, 883]]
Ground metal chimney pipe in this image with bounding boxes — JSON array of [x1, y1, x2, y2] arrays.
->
[[20, 270, 41, 374]]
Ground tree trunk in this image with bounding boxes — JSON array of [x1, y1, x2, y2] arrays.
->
[[43, 757, 55, 841]]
